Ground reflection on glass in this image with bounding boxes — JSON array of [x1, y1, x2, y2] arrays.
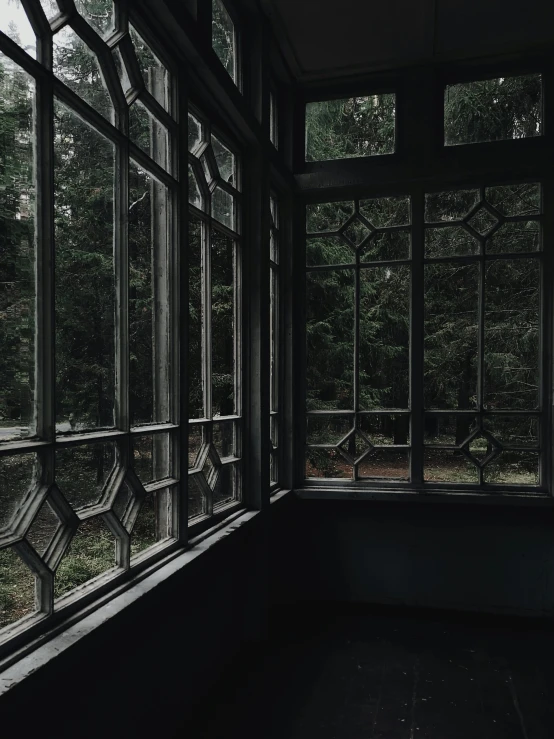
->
[[211, 230, 235, 416], [0, 53, 35, 440], [306, 95, 395, 161], [129, 161, 170, 426], [53, 27, 113, 121], [54, 102, 115, 430]]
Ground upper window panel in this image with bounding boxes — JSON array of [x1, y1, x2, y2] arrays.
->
[[444, 73, 543, 146], [305, 94, 395, 162], [212, 0, 237, 84]]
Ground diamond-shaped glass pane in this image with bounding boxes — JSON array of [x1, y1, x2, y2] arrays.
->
[[53, 26, 113, 121], [26, 499, 61, 557], [75, 0, 114, 37], [0, 546, 37, 628], [464, 432, 499, 466], [343, 217, 371, 247], [466, 207, 499, 236], [201, 448, 215, 483], [112, 482, 134, 522], [339, 430, 372, 461]]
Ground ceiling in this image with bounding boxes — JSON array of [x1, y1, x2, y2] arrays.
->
[[261, 0, 554, 83]]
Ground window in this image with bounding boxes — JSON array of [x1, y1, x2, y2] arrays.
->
[[444, 73, 543, 146], [0, 1, 183, 651], [305, 93, 396, 162], [305, 184, 545, 491], [270, 89, 278, 149], [212, 0, 237, 85], [270, 195, 280, 487], [188, 107, 242, 517]]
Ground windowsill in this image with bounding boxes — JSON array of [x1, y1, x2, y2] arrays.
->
[[0, 507, 260, 692], [296, 486, 554, 507]]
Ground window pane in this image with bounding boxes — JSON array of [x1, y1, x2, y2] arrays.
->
[[270, 267, 279, 413], [359, 196, 410, 228], [0, 453, 38, 533], [75, 0, 114, 37], [54, 102, 115, 431], [53, 26, 113, 121], [129, 25, 169, 112], [358, 449, 409, 480], [486, 221, 540, 254], [56, 442, 116, 510], [211, 134, 235, 185], [306, 94, 395, 161], [307, 236, 355, 267], [424, 449, 478, 483], [444, 74, 542, 146], [306, 201, 354, 233], [188, 214, 204, 419], [0, 0, 36, 58], [424, 263, 479, 410], [424, 414, 478, 447], [212, 186, 235, 230], [360, 230, 411, 262], [130, 487, 171, 556], [213, 463, 236, 508], [0, 546, 37, 629], [0, 54, 35, 441], [359, 267, 410, 410], [212, 0, 236, 83], [131, 433, 171, 485], [358, 414, 410, 445], [484, 451, 539, 485], [129, 100, 169, 170], [306, 447, 351, 479], [484, 259, 540, 410], [307, 415, 352, 445], [485, 183, 540, 217], [211, 229, 235, 416], [306, 270, 354, 410], [129, 161, 170, 426]]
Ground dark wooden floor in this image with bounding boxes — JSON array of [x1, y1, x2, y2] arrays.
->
[[179, 603, 554, 738]]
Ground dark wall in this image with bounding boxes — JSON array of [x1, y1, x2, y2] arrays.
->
[[271, 495, 554, 617]]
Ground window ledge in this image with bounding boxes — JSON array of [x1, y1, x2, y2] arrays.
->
[[295, 486, 553, 507], [0, 508, 259, 691]]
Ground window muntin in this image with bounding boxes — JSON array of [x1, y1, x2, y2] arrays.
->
[[305, 94, 396, 162], [188, 108, 242, 518], [270, 90, 278, 149], [305, 184, 544, 491], [0, 2, 182, 652], [212, 0, 237, 85], [444, 74, 543, 146]]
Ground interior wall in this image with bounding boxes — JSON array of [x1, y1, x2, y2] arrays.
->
[[0, 512, 269, 739], [271, 494, 554, 617]]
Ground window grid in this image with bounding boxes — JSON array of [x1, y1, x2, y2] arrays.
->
[[0, 2, 182, 651], [305, 184, 547, 492]]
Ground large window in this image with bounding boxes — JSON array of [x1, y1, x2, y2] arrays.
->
[[188, 106, 242, 518], [0, 1, 182, 651], [305, 184, 545, 491]]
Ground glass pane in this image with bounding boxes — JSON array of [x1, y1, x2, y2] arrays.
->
[[213, 421, 235, 459], [0, 0, 36, 58], [485, 183, 540, 217], [484, 259, 540, 410], [213, 463, 236, 507], [359, 414, 410, 445], [306, 201, 354, 233], [55, 516, 117, 598], [211, 230, 235, 417], [270, 268, 279, 412], [75, 0, 114, 36], [424, 449, 478, 483], [424, 414, 478, 446], [212, 186, 235, 230], [188, 113, 202, 152], [270, 90, 278, 148], [211, 134, 235, 185], [188, 164, 202, 209], [129, 25, 169, 111], [306, 448, 351, 479], [482, 416, 539, 448], [359, 267, 410, 410], [0, 54, 35, 441], [342, 217, 371, 247], [359, 196, 410, 228], [54, 102, 115, 431], [0, 453, 38, 533], [131, 433, 171, 484], [129, 100, 169, 170], [358, 449, 409, 480], [486, 221, 540, 254], [306, 415, 352, 445], [188, 474, 205, 519], [39, 0, 60, 21], [26, 499, 61, 556], [306, 94, 395, 161], [0, 546, 36, 629], [56, 442, 116, 510], [425, 189, 480, 223], [112, 46, 131, 95], [484, 451, 539, 485], [188, 214, 204, 418], [131, 489, 171, 556], [129, 161, 170, 426], [53, 26, 113, 121], [360, 230, 411, 262], [307, 270, 354, 411], [307, 236, 355, 267], [212, 0, 236, 82], [424, 263, 479, 410], [445, 74, 542, 146], [425, 225, 479, 258], [188, 425, 203, 468]]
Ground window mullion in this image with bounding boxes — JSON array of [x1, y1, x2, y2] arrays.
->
[[410, 188, 425, 486]]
